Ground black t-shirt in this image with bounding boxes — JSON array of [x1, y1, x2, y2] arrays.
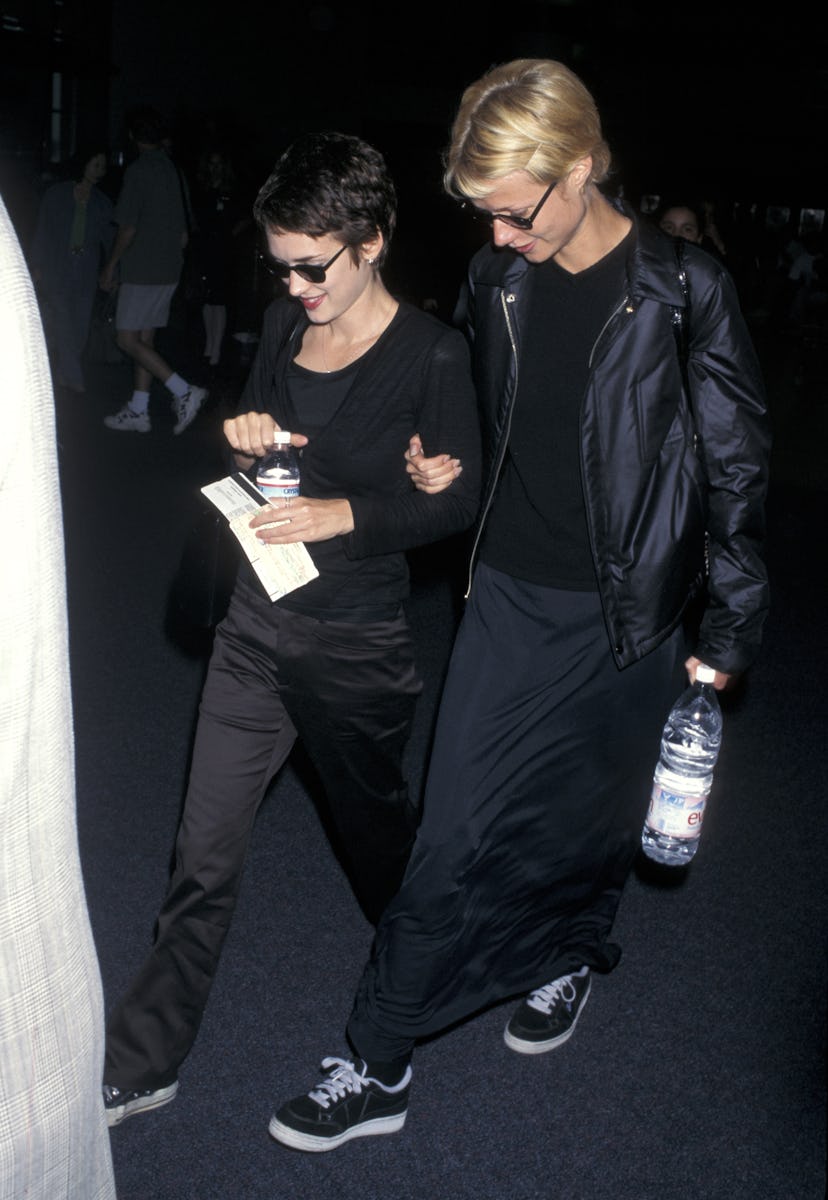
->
[[235, 300, 481, 621], [480, 232, 630, 589], [286, 357, 360, 439]]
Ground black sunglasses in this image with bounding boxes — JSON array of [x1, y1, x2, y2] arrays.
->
[[461, 178, 558, 231], [259, 242, 348, 283]]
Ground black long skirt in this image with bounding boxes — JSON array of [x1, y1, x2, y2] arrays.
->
[[348, 563, 686, 1061]]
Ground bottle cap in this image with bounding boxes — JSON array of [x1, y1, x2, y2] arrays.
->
[[271, 431, 291, 445], [696, 664, 716, 683]]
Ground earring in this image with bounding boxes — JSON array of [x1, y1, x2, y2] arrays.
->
[[367, 257, 376, 265]]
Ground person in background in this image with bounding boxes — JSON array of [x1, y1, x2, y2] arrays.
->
[[658, 199, 726, 262], [190, 147, 250, 368], [101, 131, 480, 1127], [658, 201, 704, 244], [269, 57, 770, 1152], [29, 146, 115, 392], [100, 105, 207, 434]]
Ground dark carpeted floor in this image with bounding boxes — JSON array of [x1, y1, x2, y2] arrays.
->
[[59, 307, 827, 1200]]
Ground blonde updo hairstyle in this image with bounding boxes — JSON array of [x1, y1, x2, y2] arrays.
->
[[444, 58, 611, 201]]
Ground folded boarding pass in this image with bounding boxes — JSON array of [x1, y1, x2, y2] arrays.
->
[[200, 473, 319, 602]]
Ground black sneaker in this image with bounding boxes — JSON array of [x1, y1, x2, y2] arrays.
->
[[102, 1081, 179, 1127], [504, 966, 591, 1054], [268, 1056, 411, 1152]]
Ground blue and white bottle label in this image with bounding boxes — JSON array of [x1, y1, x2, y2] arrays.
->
[[257, 481, 300, 502]]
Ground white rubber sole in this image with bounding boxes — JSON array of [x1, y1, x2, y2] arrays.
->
[[268, 1110, 407, 1152], [105, 1081, 179, 1127], [103, 417, 151, 433], [503, 977, 592, 1055]]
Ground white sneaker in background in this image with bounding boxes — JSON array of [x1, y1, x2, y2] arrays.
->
[[172, 385, 208, 435], [103, 405, 151, 433]]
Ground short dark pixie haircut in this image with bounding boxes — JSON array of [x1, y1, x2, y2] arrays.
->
[[253, 131, 396, 267]]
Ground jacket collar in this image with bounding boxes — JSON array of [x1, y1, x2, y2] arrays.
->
[[626, 214, 690, 308], [469, 242, 531, 288], [469, 202, 689, 309]]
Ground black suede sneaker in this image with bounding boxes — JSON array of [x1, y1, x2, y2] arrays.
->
[[269, 1057, 411, 1152], [102, 1081, 179, 1127], [504, 966, 591, 1054]]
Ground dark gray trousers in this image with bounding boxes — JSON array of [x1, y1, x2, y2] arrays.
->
[[105, 579, 422, 1089]]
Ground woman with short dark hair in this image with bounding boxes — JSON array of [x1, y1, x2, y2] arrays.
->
[[101, 131, 481, 1127]]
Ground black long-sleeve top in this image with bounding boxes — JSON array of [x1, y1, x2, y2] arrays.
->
[[239, 297, 482, 620]]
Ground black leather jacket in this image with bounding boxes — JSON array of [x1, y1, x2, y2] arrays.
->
[[462, 215, 770, 674]]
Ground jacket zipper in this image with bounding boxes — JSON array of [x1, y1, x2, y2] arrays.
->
[[588, 295, 631, 369], [464, 289, 519, 599]]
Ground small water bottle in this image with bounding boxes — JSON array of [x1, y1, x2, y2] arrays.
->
[[641, 664, 722, 867], [256, 431, 300, 503]]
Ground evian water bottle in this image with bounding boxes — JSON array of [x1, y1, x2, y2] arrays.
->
[[641, 664, 722, 866], [256, 431, 300, 503]]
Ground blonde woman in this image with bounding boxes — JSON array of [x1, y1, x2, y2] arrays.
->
[[271, 60, 770, 1151]]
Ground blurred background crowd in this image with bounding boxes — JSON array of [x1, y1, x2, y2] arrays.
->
[[1, 1, 826, 393]]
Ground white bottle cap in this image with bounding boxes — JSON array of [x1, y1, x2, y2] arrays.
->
[[696, 664, 716, 683], [271, 431, 291, 445]]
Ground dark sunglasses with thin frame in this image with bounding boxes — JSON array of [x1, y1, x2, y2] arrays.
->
[[258, 242, 348, 283], [461, 178, 559, 231]]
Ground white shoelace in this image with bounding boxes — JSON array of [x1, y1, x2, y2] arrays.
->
[[308, 1058, 367, 1109], [307, 1056, 412, 1108], [526, 973, 580, 1014]]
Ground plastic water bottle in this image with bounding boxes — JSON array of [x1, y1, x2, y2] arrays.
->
[[256, 431, 300, 503], [641, 664, 722, 866]]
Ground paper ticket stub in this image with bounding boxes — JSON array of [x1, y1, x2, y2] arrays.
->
[[200, 474, 319, 602]]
